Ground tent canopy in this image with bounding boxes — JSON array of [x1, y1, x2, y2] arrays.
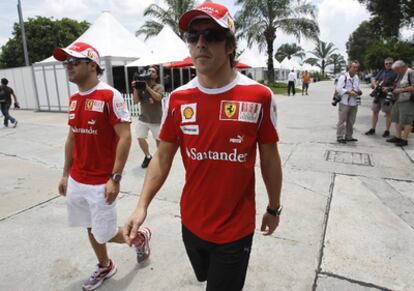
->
[[127, 26, 189, 67], [39, 11, 151, 63]]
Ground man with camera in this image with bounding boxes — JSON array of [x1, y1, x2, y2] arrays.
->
[[386, 60, 414, 147], [132, 66, 165, 168], [365, 57, 398, 137], [336, 61, 361, 143]]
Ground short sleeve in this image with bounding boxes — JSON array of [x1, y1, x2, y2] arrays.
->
[[257, 92, 279, 144], [154, 84, 165, 95], [110, 90, 131, 126], [159, 94, 179, 143]]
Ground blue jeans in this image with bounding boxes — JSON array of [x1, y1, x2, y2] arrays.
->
[[1, 102, 16, 126]]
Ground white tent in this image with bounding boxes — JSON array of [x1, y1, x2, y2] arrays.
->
[[33, 11, 151, 113], [127, 26, 189, 67], [39, 11, 151, 63], [280, 57, 302, 70]]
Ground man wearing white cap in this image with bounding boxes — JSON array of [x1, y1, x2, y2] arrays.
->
[[123, 2, 283, 290], [55, 42, 151, 291]]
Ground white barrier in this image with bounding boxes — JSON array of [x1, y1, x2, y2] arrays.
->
[[0, 66, 38, 110]]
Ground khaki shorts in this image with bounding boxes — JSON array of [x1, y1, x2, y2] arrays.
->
[[391, 101, 414, 126], [371, 98, 393, 113], [136, 120, 160, 139], [66, 177, 117, 244]]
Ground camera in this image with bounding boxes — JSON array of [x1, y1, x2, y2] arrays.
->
[[355, 89, 362, 105], [383, 91, 394, 106], [132, 70, 151, 90], [331, 93, 341, 106], [370, 86, 385, 103]]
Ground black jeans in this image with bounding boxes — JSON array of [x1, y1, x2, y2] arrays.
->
[[0, 102, 16, 126], [288, 81, 295, 95], [182, 225, 253, 291]]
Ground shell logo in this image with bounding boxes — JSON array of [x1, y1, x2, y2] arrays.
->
[[183, 107, 194, 119]]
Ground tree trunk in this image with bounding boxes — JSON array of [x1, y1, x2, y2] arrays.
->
[[321, 59, 325, 77], [266, 36, 275, 82]]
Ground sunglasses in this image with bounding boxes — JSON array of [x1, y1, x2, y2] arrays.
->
[[185, 28, 229, 44], [63, 58, 91, 66]]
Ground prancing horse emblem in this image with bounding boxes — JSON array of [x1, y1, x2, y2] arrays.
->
[[224, 103, 236, 118]]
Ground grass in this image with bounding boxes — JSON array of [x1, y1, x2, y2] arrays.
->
[[258, 81, 301, 95]]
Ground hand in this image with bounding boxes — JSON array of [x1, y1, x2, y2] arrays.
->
[[105, 179, 120, 204], [123, 207, 147, 246], [349, 91, 358, 97], [261, 212, 280, 235], [58, 176, 68, 196], [393, 88, 403, 94]]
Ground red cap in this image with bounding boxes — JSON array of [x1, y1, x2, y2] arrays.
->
[[53, 42, 100, 64], [179, 2, 235, 33]]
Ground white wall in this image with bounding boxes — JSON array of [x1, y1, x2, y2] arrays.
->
[[0, 66, 38, 109]]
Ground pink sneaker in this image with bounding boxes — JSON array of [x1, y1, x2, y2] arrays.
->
[[133, 227, 151, 263], [82, 259, 117, 291]]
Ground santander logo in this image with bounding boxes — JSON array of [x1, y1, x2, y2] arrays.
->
[[186, 147, 248, 163]]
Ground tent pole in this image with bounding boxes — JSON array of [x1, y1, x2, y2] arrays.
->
[[104, 56, 114, 86], [160, 65, 164, 87], [179, 68, 184, 86], [171, 68, 174, 91]]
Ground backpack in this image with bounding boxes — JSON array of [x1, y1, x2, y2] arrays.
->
[[0, 86, 6, 103]]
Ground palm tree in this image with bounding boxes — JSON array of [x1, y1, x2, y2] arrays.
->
[[329, 53, 346, 74], [275, 43, 305, 62], [136, 0, 196, 40], [235, 0, 319, 82], [305, 40, 338, 76]]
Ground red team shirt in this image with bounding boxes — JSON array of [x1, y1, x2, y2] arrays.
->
[[68, 82, 131, 185], [159, 72, 279, 243]]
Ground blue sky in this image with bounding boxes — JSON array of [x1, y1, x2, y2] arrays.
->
[[0, 0, 371, 58]]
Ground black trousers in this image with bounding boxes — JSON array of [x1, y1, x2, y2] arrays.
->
[[182, 225, 253, 291], [288, 81, 295, 95]]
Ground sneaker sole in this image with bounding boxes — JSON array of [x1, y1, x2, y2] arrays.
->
[[82, 266, 117, 291]]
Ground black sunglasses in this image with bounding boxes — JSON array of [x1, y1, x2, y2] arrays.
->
[[63, 57, 91, 66], [184, 28, 229, 44]]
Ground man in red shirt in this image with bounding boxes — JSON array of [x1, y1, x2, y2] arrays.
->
[[56, 42, 151, 291], [123, 2, 283, 290]]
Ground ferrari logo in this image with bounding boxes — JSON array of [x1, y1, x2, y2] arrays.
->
[[224, 103, 237, 118], [85, 99, 93, 110]]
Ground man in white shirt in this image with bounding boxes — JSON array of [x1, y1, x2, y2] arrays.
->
[[336, 61, 361, 143], [287, 69, 297, 96]]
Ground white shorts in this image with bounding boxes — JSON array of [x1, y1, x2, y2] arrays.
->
[[136, 120, 160, 139], [66, 176, 118, 244]]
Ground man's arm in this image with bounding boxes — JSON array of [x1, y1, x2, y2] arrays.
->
[[11, 91, 18, 103], [123, 140, 179, 245], [259, 143, 283, 235], [58, 129, 75, 196], [145, 84, 164, 102], [132, 86, 140, 104], [105, 122, 132, 204]]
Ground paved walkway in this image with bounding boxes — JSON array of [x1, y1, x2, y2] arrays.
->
[[0, 81, 413, 291]]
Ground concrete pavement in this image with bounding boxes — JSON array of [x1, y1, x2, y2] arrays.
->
[[0, 80, 413, 291]]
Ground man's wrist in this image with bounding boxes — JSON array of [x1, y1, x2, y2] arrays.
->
[[111, 172, 122, 183], [267, 205, 283, 216]]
